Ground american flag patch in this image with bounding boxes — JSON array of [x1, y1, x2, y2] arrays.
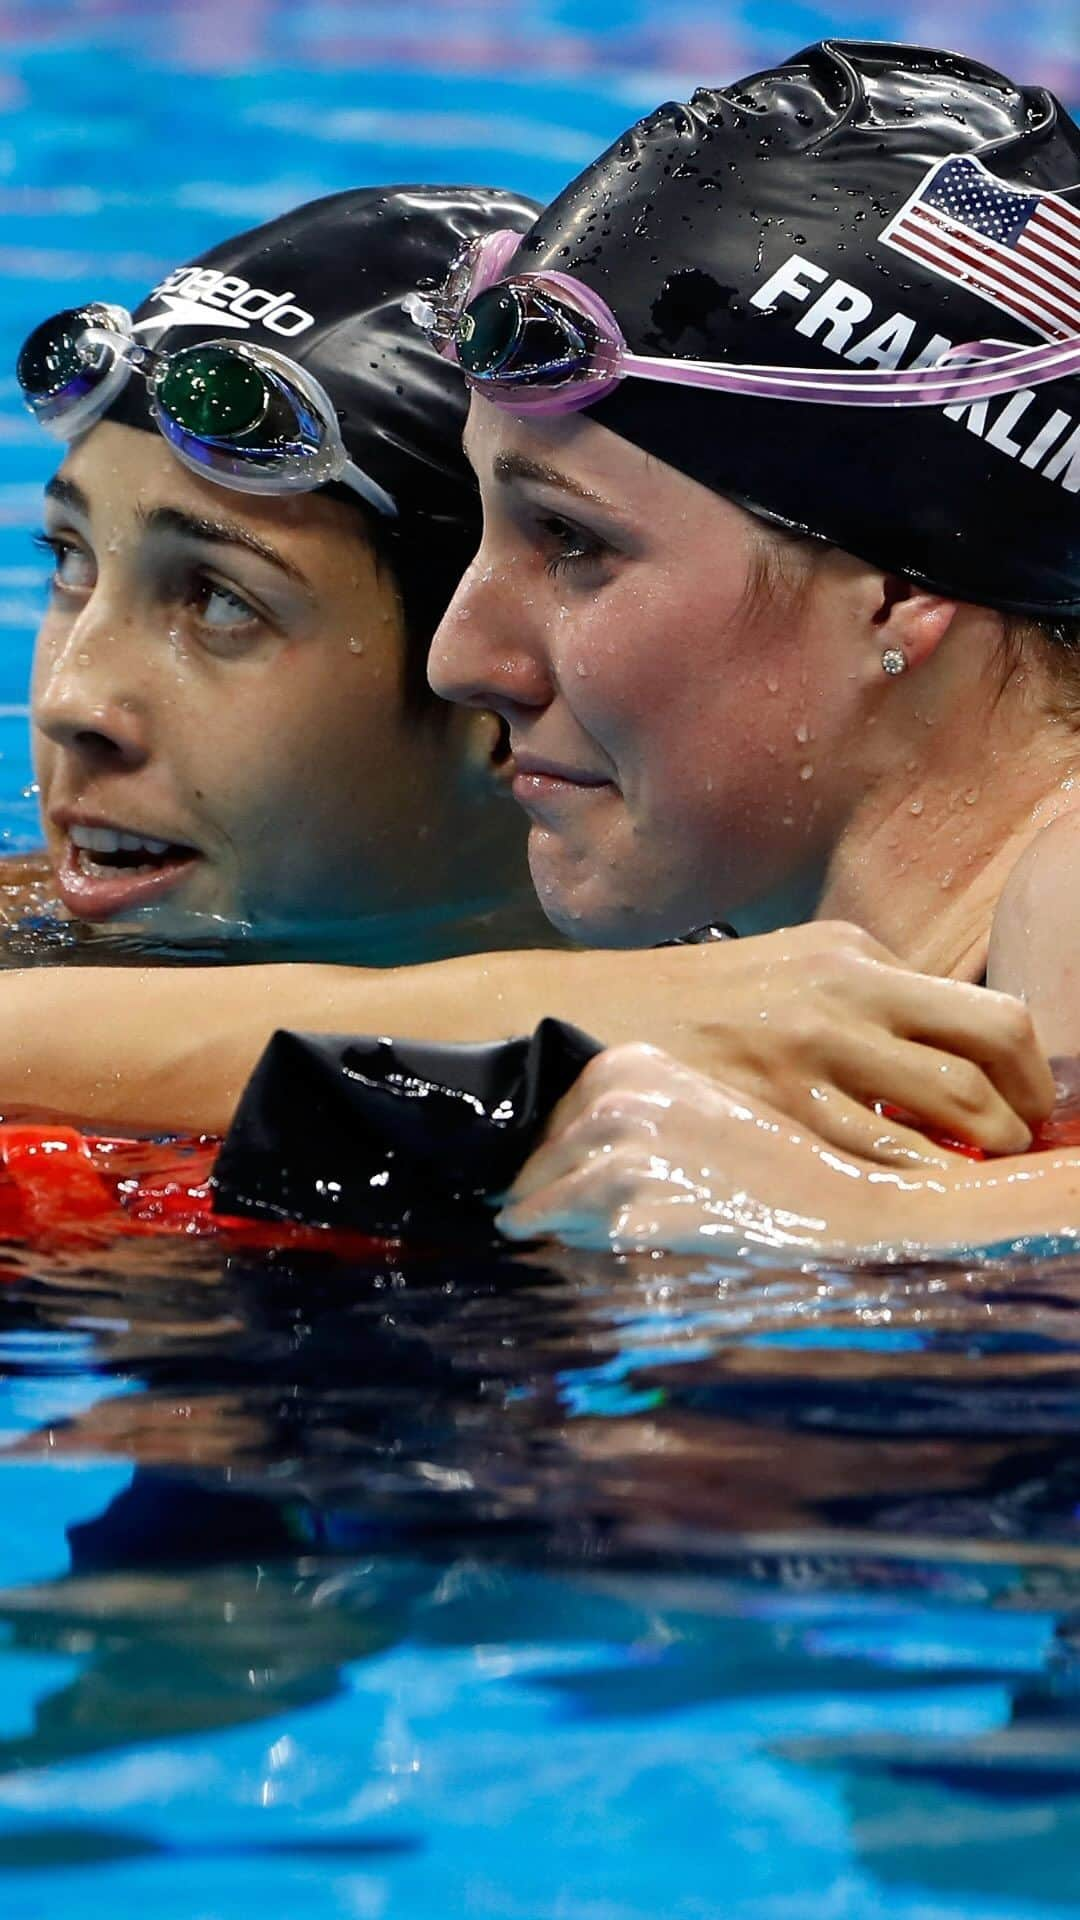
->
[[880, 155, 1080, 344]]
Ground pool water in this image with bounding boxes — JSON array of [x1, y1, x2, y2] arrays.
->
[[8, 1240, 1080, 1918], [1, 3, 1080, 1915]]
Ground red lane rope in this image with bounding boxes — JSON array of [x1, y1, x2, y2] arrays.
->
[[0, 1124, 393, 1258]]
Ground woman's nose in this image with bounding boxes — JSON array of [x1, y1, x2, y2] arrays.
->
[[32, 608, 150, 769], [428, 550, 553, 718]]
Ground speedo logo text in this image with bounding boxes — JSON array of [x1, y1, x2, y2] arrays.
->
[[134, 266, 315, 339]]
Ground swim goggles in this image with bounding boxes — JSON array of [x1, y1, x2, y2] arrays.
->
[[16, 304, 398, 517], [406, 229, 1080, 413]]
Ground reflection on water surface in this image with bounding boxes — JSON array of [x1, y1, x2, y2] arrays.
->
[[2, 1237, 1080, 1915]]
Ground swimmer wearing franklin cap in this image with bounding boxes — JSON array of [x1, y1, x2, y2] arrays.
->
[[420, 39, 1080, 1252], [0, 42, 1078, 1256]]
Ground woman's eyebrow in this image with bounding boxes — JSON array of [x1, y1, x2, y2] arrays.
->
[[136, 505, 312, 588], [44, 474, 90, 517], [492, 450, 613, 511]]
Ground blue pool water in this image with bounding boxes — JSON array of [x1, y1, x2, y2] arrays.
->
[[2, 3, 1080, 1915]]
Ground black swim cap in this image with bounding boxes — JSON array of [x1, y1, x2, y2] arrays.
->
[[516, 42, 1080, 615], [107, 183, 539, 539]]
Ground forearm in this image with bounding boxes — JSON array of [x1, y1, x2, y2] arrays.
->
[[0, 947, 683, 1135], [757, 1141, 1080, 1259], [878, 1147, 1080, 1256], [0, 925, 1061, 1157]]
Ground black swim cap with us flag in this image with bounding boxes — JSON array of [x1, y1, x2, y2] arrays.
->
[[514, 41, 1080, 615]]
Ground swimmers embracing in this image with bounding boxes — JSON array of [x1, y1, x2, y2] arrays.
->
[[7, 40, 1080, 1256]]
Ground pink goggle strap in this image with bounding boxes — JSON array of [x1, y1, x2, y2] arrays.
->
[[614, 332, 1080, 409], [469, 228, 526, 300]]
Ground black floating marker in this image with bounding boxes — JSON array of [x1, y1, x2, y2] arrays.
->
[[211, 1019, 602, 1242]]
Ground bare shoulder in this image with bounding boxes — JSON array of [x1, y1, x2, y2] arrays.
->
[[988, 812, 1080, 1053]]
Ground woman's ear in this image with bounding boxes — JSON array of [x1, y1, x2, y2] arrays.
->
[[872, 574, 960, 672]]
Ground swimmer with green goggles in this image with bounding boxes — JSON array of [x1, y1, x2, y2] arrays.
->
[[11, 185, 554, 960]]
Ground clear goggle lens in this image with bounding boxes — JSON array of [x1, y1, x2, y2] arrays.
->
[[455, 283, 597, 385], [18, 304, 132, 431]]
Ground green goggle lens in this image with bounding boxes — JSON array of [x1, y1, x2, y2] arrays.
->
[[155, 347, 267, 438]]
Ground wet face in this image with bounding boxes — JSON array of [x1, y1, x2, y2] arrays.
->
[[428, 398, 877, 945], [33, 420, 519, 940]]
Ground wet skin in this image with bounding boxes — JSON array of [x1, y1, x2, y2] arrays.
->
[[430, 398, 1080, 980], [0, 396, 1065, 1221], [429, 397, 882, 946], [31, 420, 535, 947], [420, 396, 1080, 1251]]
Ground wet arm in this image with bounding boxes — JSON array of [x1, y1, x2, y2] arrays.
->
[[902, 1145, 1080, 1254], [0, 923, 1055, 1143], [0, 949, 693, 1134], [784, 1138, 1080, 1257]]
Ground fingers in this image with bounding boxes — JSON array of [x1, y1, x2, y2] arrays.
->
[[868, 972, 1054, 1126], [796, 1088, 954, 1168], [499, 1149, 676, 1249], [496, 1183, 596, 1244], [501, 1120, 590, 1209], [837, 1022, 1032, 1154], [499, 1044, 681, 1243], [950, 988, 1055, 1127], [494, 1036, 945, 1256], [503, 1049, 663, 1207], [498, 1147, 626, 1246]]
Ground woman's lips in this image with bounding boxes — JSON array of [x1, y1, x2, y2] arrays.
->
[[56, 834, 200, 921], [510, 761, 613, 812]]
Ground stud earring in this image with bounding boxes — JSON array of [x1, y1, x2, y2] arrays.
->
[[881, 647, 907, 676]]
